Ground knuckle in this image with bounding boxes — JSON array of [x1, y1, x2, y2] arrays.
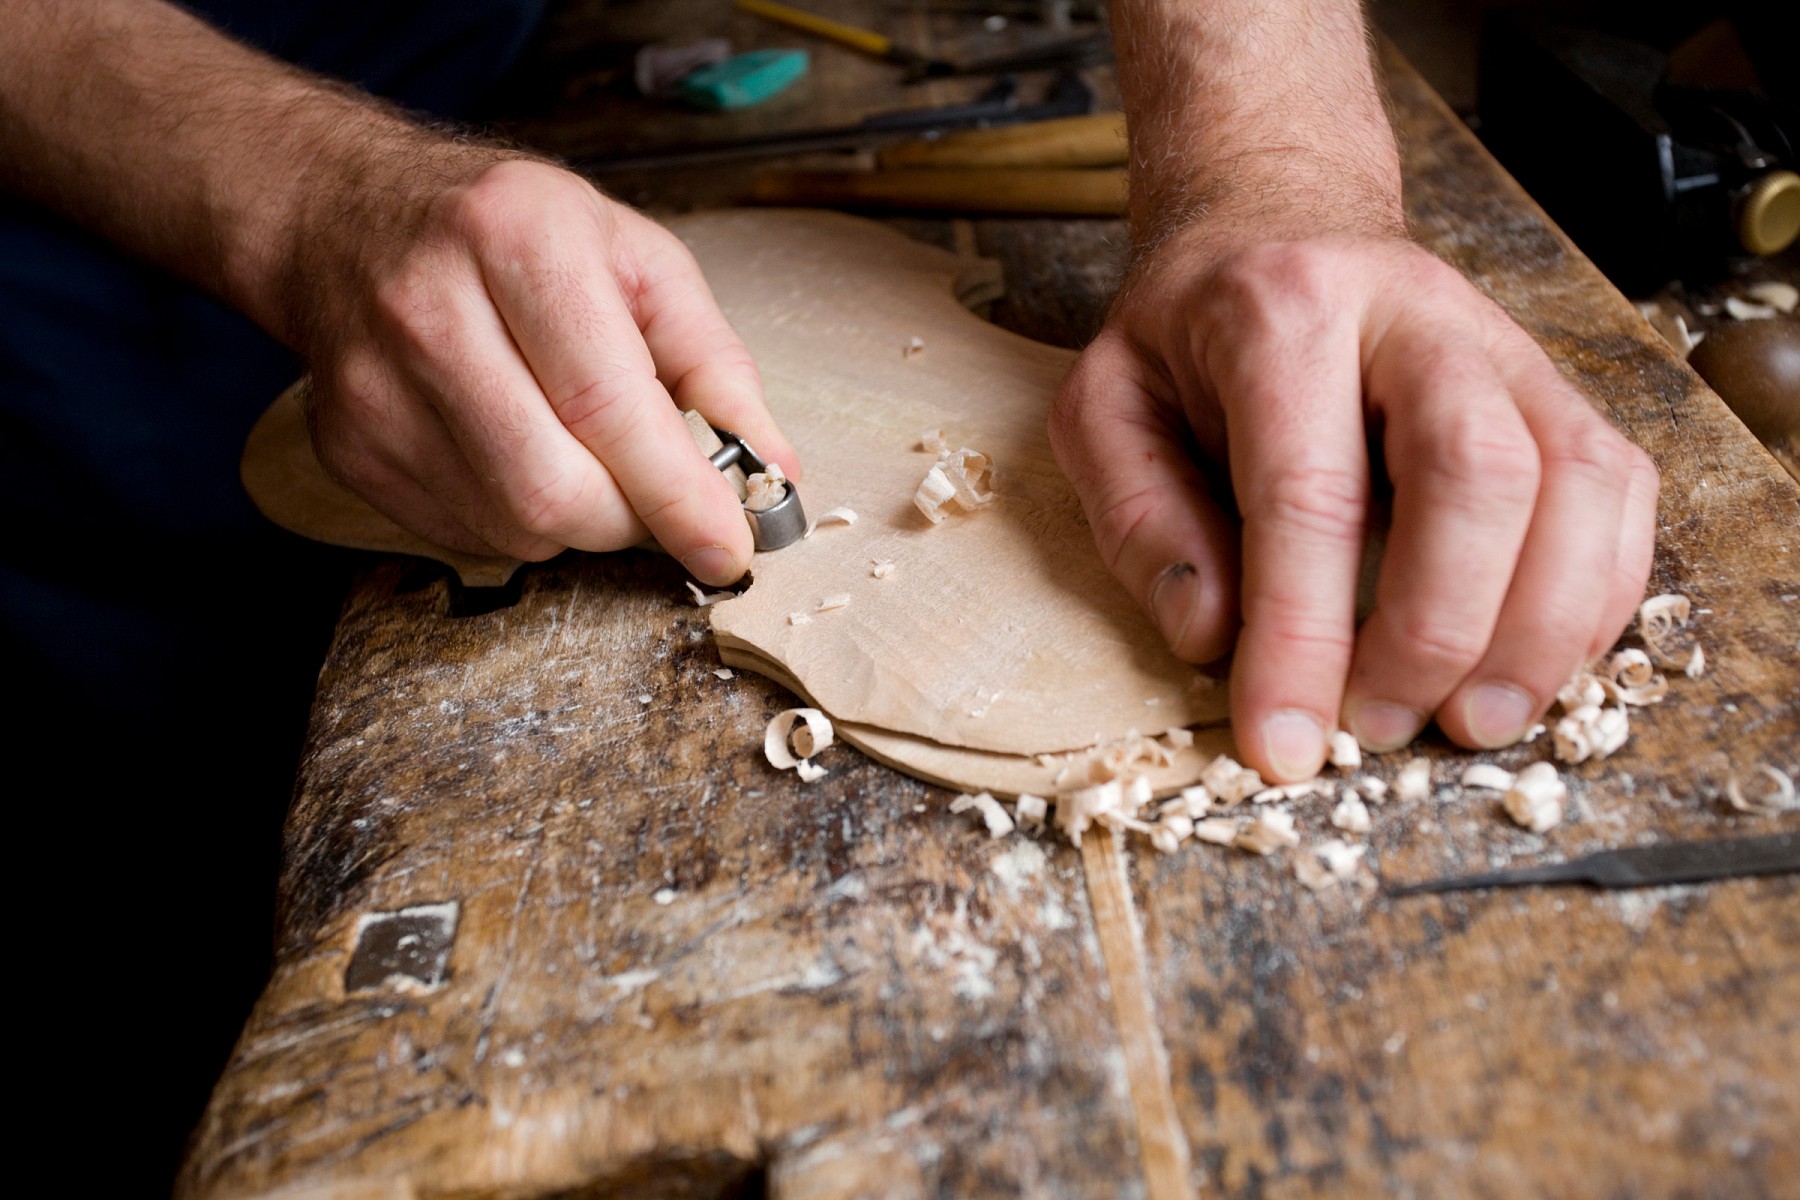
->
[[553, 376, 639, 449], [1385, 609, 1491, 669], [1545, 418, 1632, 481], [1209, 242, 1339, 320], [1418, 410, 1541, 503], [502, 469, 590, 539], [1251, 462, 1368, 543]]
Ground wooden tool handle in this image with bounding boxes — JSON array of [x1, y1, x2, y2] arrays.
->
[[752, 167, 1127, 216], [877, 113, 1128, 170], [734, 0, 893, 57]]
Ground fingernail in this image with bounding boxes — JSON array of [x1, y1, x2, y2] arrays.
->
[[1347, 699, 1426, 752], [1150, 562, 1198, 651], [681, 545, 739, 587], [1261, 709, 1327, 781], [1464, 682, 1537, 748]]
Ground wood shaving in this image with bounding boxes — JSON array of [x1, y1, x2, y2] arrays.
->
[[870, 559, 896, 579], [803, 506, 858, 537], [1557, 672, 1607, 711], [764, 707, 835, 771], [1684, 645, 1706, 678], [1396, 757, 1431, 803], [1162, 727, 1195, 751], [904, 336, 926, 357], [913, 464, 958, 523], [1328, 729, 1362, 770], [1236, 809, 1300, 855], [950, 790, 1015, 838], [816, 594, 851, 613], [1251, 780, 1324, 805], [1724, 295, 1778, 320], [1056, 778, 1121, 847], [1296, 838, 1367, 889], [1201, 754, 1265, 807], [1177, 785, 1212, 818], [1331, 790, 1371, 834], [743, 463, 788, 512], [1355, 776, 1389, 803], [1724, 765, 1796, 814], [1460, 763, 1516, 791], [795, 759, 829, 783], [1015, 793, 1048, 829], [712, 668, 734, 681], [685, 581, 734, 607], [1192, 817, 1240, 845], [1503, 762, 1566, 832], [1602, 648, 1668, 705], [937, 448, 997, 509], [918, 427, 947, 454], [787, 611, 812, 625], [1747, 281, 1798, 313], [1553, 704, 1629, 764]]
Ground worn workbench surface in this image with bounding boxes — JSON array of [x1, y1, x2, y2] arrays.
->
[[181, 6, 1799, 1199]]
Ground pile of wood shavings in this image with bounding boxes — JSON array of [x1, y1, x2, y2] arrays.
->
[[945, 592, 1788, 889]]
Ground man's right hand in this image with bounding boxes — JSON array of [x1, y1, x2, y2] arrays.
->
[[290, 155, 799, 585]]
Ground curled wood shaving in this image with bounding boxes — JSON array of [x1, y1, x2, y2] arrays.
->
[[951, 791, 1016, 838], [685, 581, 734, 607], [743, 463, 788, 513], [937, 448, 997, 509], [870, 559, 896, 579], [1328, 730, 1362, 770], [1331, 790, 1371, 834], [1638, 593, 1690, 638], [1725, 296, 1778, 320], [1201, 754, 1265, 807], [1056, 778, 1121, 847], [764, 707, 834, 771], [1602, 648, 1668, 705], [1236, 809, 1300, 855], [1015, 794, 1048, 829], [1684, 645, 1706, 679], [1296, 839, 1367, 889], [803, 506, 858, 537], [1503, 762, 1566, 832], [1724, 765, 1796, 815], [1557, 673, 1606, 711], [1747, 281, 1798, 313], [918, 427, 947, 454], [914, 465, 958, 523], [795, 759, 829, 783], [1193, 816, 1241, 845], [1461, 763, 1517, 791], [1553, 704, 1629, 764], [1396, 758, 1432, 803], [816, 594, 851, 613]]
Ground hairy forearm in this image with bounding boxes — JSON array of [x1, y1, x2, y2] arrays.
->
[[1110, 0, 1404, 252], [0, 0, 470, 343]]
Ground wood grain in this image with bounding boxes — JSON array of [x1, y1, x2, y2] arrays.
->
[[182, 16, 1799, 1200]]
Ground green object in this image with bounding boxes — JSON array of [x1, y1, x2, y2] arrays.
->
[[678, 49, 809, 110]]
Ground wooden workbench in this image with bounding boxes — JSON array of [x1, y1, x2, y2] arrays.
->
[[180, 7, 1799, 1198]]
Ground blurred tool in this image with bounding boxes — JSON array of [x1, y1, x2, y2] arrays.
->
[[1387, 832, 1799, 897], [1686, 314, 1800, 457], [877, 110, 1124, 167], [634, 38, 732, 97], [581, 70, 1093, 172], [736, 0, 955, 78], [735, 0, 1109, 82], [677, 48, 810, 109], [751, 164, 1124, 213], [1480, 16, 1798, 291]]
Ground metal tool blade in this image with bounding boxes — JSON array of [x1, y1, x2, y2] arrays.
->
[[1386, 831, 1799, 896]]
